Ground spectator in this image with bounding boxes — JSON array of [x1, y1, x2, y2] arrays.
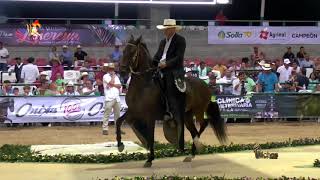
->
[[21, 57, 39, 83], [257, 64, 279, 93], [308, 72, 319, 92], [291, 61, 301, 74], [12, 87, 19, 96], [50, 58, 64, 82], [228, 59, 240, 76], [279, 81, 296, 92], [208, 73, 220, 95], [294, 68, 309, 91], [215, 10, 227, 26], [55, 73, 65, 94], [277, 59, 293, 83], [82, 80, 98, 96], [49, 46, 59, 61], [0, 41, 9, 71], [218, 70, 235, 95], [110, 45, 122, 63], [74, 45, 88, 67], [48, 82, 60, 96], [232, 72, 256, 95], [23, 85, 33, 96], [60, 45, 73, 70], [189, 62, 198, 77], [250, 46, 266, 67], [95, 78, 104, 96], [2, 80, 13, 95], [35, 72, 49, 88], [299, 54, 314, 69], [36, 80, 50, 96], [64, 81, 80, 96], [199, 76, 209, 84], [271, 62, 280, 77], [198, 61, 211, 83], [8, 57, 24, 83], [296, 46, 306, 60], [95, 65, 105, 81], [213, 61, 227, 76], [80, 60, 95, 81], [102, 63, 121, 135], [283, 47, 295, 61]]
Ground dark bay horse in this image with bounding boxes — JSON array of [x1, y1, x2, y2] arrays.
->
[[117, 35, 227, 167], [0, 97, 14, 123]]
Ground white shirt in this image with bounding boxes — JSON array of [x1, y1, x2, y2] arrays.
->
[[0, 47, 9, 64], [277, 65, 293, 83], [103, 73, 121, 102], [64, 91, 80, 96], [232, 78, 243, 95], [160, 34, 174, 62], [82, 87, 95, 96], [21, 63, 40, 83]]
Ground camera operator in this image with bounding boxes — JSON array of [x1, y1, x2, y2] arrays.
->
[[232, 72, 256, 95]]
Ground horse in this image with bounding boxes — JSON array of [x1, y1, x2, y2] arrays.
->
[[0, 97, 14, 123], [116, 35, 227, 167]]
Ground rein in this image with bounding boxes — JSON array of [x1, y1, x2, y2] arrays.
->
[[126, 43, 157, 76]]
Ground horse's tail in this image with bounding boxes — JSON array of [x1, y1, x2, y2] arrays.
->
[[206, 101, 228, 144]]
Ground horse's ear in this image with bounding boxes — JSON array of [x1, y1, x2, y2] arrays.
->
[[129, 34, 134, 41]]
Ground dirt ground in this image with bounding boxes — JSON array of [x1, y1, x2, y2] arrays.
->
[[0, 122, 320, 146]]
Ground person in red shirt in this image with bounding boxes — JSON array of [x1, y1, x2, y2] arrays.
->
[[215, 10, 227, 26], [50, 58, 64, 82]]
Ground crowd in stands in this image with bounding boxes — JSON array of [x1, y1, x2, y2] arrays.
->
[[1, 41, 320, 97]]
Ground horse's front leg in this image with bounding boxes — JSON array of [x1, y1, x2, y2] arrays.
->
[[144, 120, 155, 168], [116, 112, 127, 152]]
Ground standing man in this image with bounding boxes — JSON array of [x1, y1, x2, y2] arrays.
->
[[60, 45, 73, 70], [153, 19, 186, 150], [74, 45, 88, 67], [102, 63, 122, 135], [0, 42, 9, 71], [20, 57, 40, 84]]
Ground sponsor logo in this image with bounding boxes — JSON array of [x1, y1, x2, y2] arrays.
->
[[60, 97, 84, 121], [0, 31, 13, 38], [260, 28, 286, 40], [218, 31, 252, 39], [259, 28, 269, 40], [292, 33, 318, 39], [16, 103, 58, 117], [218, 31, 225, 39]]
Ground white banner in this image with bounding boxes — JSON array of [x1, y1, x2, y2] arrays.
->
[[0, 96, 127, 123], [208, 26, 320, 44]]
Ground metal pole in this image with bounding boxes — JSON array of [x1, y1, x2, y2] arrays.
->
[[260, 0, 265, 25], [114, 3, 119, 25]]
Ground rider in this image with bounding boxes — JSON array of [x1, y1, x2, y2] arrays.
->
[[153, 19, 186, 129]]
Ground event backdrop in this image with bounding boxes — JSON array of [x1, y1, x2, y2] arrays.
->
[[0, 24, 127, 46], [208, 26, 320, 44]]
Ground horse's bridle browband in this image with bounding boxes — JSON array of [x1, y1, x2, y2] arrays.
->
[[126, 42, 156, 75]]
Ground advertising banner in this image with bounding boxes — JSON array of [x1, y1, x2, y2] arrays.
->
[[0, 23, 127, 46], [0, 96, 127, 123], [208, 26, 320, 44]]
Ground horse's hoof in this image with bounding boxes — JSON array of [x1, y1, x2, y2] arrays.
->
[[118, 143, 125, 152], [194, 138, 204, 152], [183, 156, 193, 162], [143, 161, 152, 168]]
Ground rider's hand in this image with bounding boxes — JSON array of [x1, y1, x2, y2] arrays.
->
[[158, 62, 167, 69]]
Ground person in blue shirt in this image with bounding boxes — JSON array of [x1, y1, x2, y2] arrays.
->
[[60, 45, 73, 70], [257, 63, 279, 93], [110, 45, 122, 63]]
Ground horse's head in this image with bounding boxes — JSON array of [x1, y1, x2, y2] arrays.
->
[[120, 35, 146, 76]]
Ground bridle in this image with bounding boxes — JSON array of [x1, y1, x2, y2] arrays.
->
[[126, 42, 157, 76]]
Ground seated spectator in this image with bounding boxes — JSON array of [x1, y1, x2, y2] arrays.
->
[[294, 68, 309, 91], [35, 72, 49, 88], [308, 72, 319, 92], [189, 62, 198, 77], [74, 45, 88, 67], [292, 61, 301, 74], [82, 80, 98, 96], [8, 57, 24, 83], [300, 54, 315, 69], [213, 61, 227, 76], [64, 81, 80, 96], [250, 46, 266, 67], [95, 65, 105, 80], [232, 72, 256, 95], [80, 60, 95, 81], [198, 61, 211, 83], [257, 64, 279, 93], [277, 59, 292, 83], [60, 45, 73, 70], [49, 46, 59, 61], [296, 46, 307, 60], [12, 87, 20, 96], [48, 82, 60, 96], [50, 58, 64, 82], [228, 59, 240, 76], [208, 73, 220, 95], [55, 73, 65, 94], [279, 81, 296, 92], [95, 78, 104, 96], [2, 80, 13, 95], [21, 57, 40, 84], [217, 70, 236, 95], [283, 47, 295, 61], [23, 85, 33, 96], [36, 80, 51, 96]]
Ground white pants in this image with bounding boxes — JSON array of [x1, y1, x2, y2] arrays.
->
[[102, 99, 120, 131]]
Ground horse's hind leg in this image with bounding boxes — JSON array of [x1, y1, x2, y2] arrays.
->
[[184, 111, 202, 162], [116, 112, 127, 152]]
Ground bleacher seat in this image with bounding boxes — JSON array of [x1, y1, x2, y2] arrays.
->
[[64, 70, 80, 83]]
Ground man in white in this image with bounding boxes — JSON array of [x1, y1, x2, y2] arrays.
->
[[20, 57, 40, 83], [277, 58, 293, 83], [0, 42, 9, 71], [102, 63, 122, 135]]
